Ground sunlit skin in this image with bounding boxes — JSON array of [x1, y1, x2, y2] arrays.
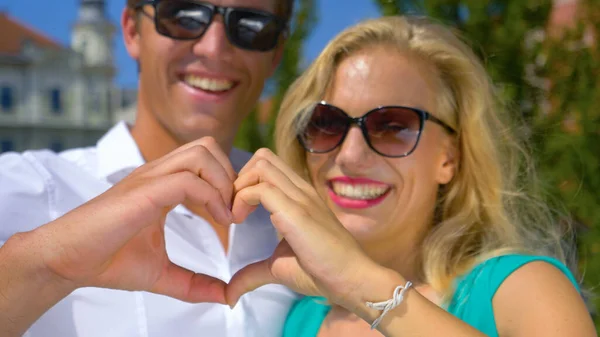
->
[[307, 46, 458, 284], [122, 0, 284, 161], [2, 10, 596, 337], [120, 0, 284, 248]]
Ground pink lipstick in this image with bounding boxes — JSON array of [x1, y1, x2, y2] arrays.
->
[[327, 176, 391, 209]]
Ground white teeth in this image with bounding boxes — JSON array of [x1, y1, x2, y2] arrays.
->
[[184, 75, 234, 92], [331, 182, 389, 200]]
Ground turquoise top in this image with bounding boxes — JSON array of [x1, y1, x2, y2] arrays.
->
[[283, 255, 580, 337]]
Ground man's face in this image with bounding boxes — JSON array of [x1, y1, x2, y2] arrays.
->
[[123, 0, 283, 147]]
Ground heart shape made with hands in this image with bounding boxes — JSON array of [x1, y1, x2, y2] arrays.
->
[[216, 149, 370, 309], [37, 139, 365, 312], [221, 167, 320, 308]]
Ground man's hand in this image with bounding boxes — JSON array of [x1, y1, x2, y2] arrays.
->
[[0, 137, 235, 336]]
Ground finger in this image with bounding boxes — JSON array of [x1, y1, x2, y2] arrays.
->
[[232, 183, 352, 256], [234, 159, 307, 211], [230, 205, 258, 225], [239, 148, 311, 191], [227, 242, 320, 308], [194, 137, 237, 182], [144, 137, 237, 182], [151, 262, 227, 304], [231, 182, 309, 238], [100, 172, 231, 243], [226, 259, 276, 308], [145, 146, 234, 209], [168, 172, 233, 225], [142, 171, 232, 226]]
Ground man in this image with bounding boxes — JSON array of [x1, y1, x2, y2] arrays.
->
[[0, 0, 298, 336]]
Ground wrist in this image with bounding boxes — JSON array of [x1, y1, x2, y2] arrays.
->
[[0, 231, 75, 336], [1, 230, 76, 308], [343, 263, 411, 325]]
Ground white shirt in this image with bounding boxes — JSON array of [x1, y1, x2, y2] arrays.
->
[[0, 122, 299, 337]]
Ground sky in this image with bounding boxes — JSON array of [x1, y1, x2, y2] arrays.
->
[[1, 0, 382, 89]]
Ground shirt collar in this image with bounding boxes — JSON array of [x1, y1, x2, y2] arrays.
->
[[96, 121, 146, 183], [96, 121, 254, 184]]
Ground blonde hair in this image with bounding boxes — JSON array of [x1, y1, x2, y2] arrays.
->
[[274, 16, 572, 297]]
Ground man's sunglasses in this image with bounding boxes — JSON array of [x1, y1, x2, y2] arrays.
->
[[135, 0, 288, 52], [297, 102, 456, 158]]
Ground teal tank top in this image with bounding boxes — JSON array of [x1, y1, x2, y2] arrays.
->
[[282, 255, 579, 337]]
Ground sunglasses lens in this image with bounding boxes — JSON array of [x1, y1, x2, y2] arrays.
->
[[300, 104, 348, 153], [365, 107, 422, 156], [155, 1, 211, 39], [227, 10, 283, 51]]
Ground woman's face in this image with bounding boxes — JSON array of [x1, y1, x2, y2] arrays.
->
[[306, 46, 457, 253]]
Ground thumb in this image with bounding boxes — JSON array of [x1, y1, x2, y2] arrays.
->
[[226, 259, 276, 308], [151, 262, 227, 304]]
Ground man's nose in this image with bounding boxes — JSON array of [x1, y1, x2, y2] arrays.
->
[[192, 15, 235, 61]]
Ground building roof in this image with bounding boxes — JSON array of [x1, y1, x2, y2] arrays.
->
[[0, 12, 62, 55]]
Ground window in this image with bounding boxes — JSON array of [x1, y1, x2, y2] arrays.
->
[[91, 93, 100, 112], [121, 92, 135, 109], [1, 139, 14, 153], [80, 39, 88, 56], [1, 86, 13, 112], [50, 88, 62, 114], [50, 140, 64, 153]]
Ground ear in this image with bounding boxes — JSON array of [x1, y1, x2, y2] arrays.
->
[[122, 8, 141, 61], [436, 136, 458, 185]]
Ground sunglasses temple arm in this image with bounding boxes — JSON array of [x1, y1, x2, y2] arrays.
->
[[135, 0, 155, 9]]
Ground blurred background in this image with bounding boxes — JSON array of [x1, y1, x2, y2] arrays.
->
[[0, 0, 598, 330]]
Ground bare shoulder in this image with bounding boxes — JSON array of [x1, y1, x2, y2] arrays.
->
[[493, 261, 596, 337]]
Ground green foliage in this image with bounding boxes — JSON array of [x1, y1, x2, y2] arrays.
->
[[265, 0, 318, 149], [377, 0, 600, 326], [232, 107, 265, 152], [532, 0, 600, 323], [233, 0, 317, 152], [376, 0, 553, 119]]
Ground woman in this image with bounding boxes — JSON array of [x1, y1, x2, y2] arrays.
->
[[225, 16, 596, 336]]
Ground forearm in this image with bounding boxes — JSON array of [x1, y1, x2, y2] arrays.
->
[[347, 266, 486, 337], [0, 231, 75, 336]]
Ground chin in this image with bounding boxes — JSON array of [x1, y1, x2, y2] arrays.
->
[[336, 213, 382, 240], [180, 112, 226, 131]]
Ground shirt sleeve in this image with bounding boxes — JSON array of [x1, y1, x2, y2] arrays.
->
[[0, 152, 53, 246]]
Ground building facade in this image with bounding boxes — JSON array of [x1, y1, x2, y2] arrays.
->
[[0, 0, 136, 153]]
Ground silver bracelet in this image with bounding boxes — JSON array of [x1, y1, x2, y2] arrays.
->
[[365, 281, 412, 330]]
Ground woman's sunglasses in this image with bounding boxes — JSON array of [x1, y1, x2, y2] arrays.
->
[[135, 0, 288, 52], [297, 102, 456, 158]]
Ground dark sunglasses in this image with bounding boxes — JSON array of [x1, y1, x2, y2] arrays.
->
[[135, 0, 287, 52], [297, 102, 456, 158]]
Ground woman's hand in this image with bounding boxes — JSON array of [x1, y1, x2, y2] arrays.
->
[[226, 148, 391, 312]]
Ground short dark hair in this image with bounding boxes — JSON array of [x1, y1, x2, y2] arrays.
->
[[126, 0, 294, 22]]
